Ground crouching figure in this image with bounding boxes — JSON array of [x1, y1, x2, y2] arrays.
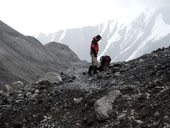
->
[[98, 55, 111, 72]]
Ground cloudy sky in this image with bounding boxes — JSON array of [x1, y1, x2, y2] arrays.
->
[[0, 0, 169, 36]]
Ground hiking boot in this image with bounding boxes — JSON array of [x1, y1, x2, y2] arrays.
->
[[93, 66, 98, 74], [88, 65, 93, 75]]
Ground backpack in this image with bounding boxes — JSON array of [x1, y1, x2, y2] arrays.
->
[[100, 55, 111, 66], [104, 55, 111, 64]]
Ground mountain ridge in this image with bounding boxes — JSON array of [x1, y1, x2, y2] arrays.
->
[[36, 9, 170, 62], [0, 20, 80, 84]]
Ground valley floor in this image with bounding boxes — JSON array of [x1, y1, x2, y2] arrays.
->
[[0, 47, 170, 128]]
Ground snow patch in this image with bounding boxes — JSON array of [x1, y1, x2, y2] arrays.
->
[[120, 24, 133, 49], [100, 21, 108, 35], [109, 20, 117, 33], [126, 41, 147, 61], [147, 14, 170, 41], [100, 28, 121, 57], [126, 13, 170, 61], [58, 30, 67, 42], [51, 35, 56, 42], [100, 20, 125, 57]]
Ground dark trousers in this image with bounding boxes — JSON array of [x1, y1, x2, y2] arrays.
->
[[88, 65, 97, 75]]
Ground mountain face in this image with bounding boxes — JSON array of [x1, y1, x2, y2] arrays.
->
[[0, 20, 80, 84], [36, 9, 170, 62], [44, 42, 79, 64]]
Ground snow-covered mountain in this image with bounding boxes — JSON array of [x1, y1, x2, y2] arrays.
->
[[36, 9, 170, 62]]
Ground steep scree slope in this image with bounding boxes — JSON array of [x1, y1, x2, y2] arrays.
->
[[0, 45, 170, 127]]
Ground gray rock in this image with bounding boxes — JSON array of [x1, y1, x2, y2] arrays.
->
[[94, 90, 121, 121], [34, 89, 40, 94], [73, 97, 83, 104], [30, 93, 38, 101], [0, 90, 8, 97], [3, 84, 14, 94], [37, 72, 62, 84], [12, 81, 24, 91], [26, 92, 32, 98]]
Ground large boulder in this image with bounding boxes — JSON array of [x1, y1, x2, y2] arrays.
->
[[0, 84, 14, 94], [94, 90, 121, 121], [12, 81, 24, 91], [37, 72, 62, 84]]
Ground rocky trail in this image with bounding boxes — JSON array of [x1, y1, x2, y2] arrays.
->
[[0, 46, 170, 128]]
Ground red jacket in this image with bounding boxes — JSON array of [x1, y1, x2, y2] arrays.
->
[[90, 37, 99, 56]]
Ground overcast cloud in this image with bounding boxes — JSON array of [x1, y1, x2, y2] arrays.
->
[[0, 0, 169, 35]]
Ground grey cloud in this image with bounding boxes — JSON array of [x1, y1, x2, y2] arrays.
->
[[115, 0, 170, 8], [160, 7, 170, 24], [113, 0, 170, 24], [138, 0, 170, 24], [133, 0, 170, 8], [114, 0, 133, 8]]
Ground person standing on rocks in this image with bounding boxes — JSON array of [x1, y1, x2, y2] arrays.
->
[[88, 35, 102, 75]]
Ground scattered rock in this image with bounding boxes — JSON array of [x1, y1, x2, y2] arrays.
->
[[0, 46, 170, 127], [73, 97, 83, 104]]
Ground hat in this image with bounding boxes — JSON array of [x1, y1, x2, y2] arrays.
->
[[96, 35, 102, 40]]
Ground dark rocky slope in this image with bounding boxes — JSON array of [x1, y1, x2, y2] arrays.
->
[[44, 42, 79, 64], [0, 20, 80, 85], [0, 45, 169, 128]]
